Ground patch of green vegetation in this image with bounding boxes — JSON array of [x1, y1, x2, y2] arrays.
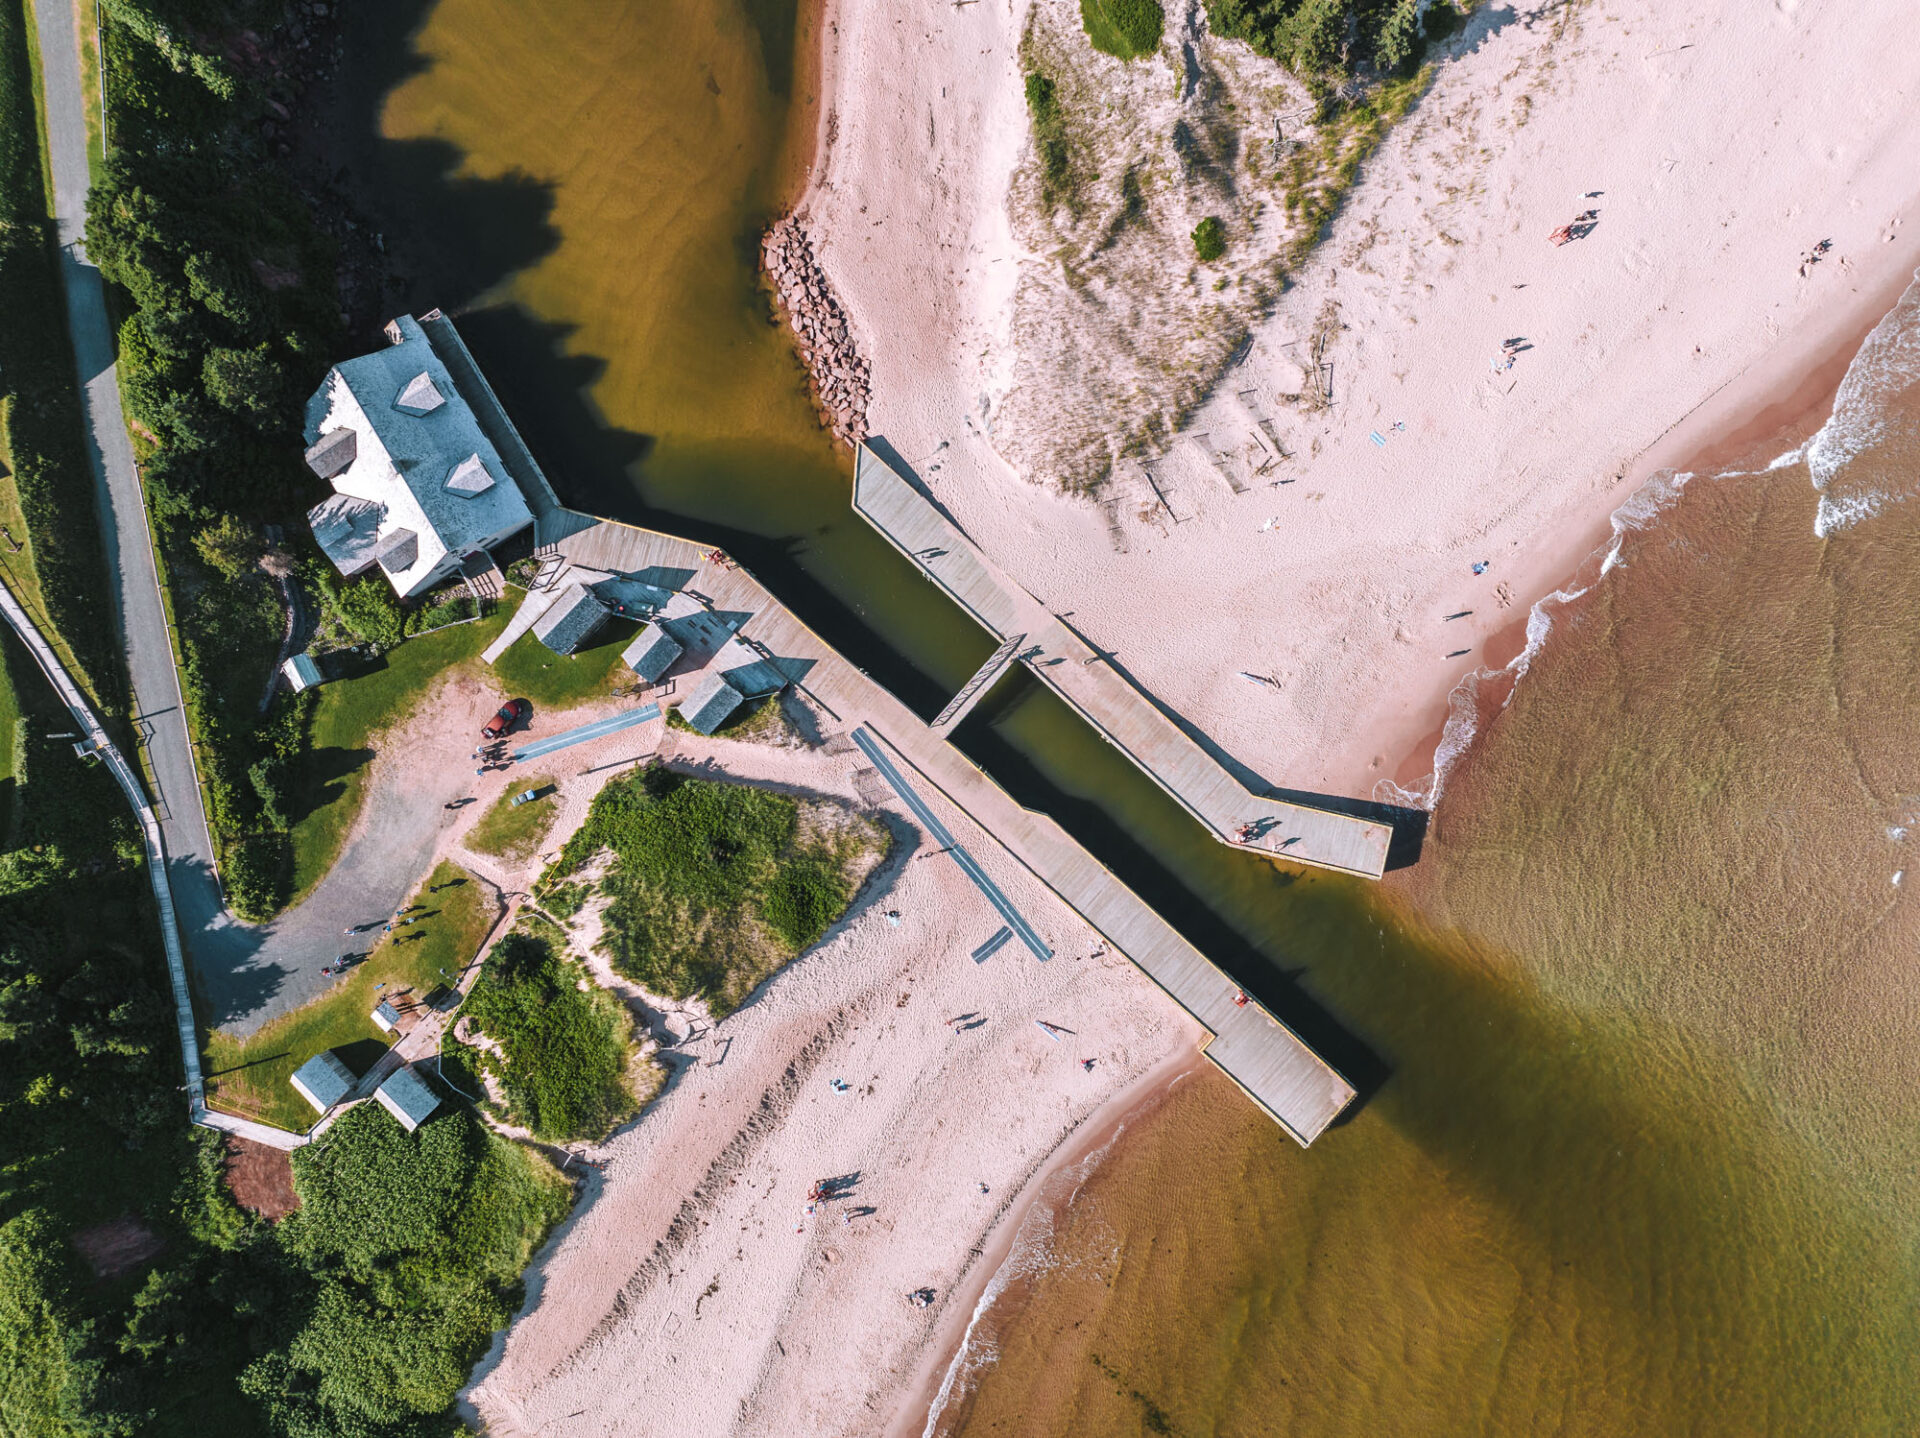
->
[[253, 1104, 570, 1435], [1206, 0, 1454, 86], [1024, 69, 1085, 217], [457, 921, 647, 1142], [464, 774, 561, 863], [489, 618, 639, 711], [1080, 0, 1163, 60], [0, 0, 123, 714], [1191, 214, 1227, 261], [1276, 66, 1430, 267], [203, 860, 497, 1134], [548, 764, 887, 1015], [285, 603, 509, 903]]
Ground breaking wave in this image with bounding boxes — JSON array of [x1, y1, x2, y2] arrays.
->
[[1808, 267, 1920, 537]]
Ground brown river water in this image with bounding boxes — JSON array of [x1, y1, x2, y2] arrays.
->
[[326, 4, 1920, 1432]]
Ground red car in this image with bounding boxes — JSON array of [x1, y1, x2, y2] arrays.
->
[[482, 698, 529, 739]]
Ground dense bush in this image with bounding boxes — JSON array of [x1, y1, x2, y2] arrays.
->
[[254, 1105, 568, 1433], [546, 765, 885, 1014], [460, 928, 639, 1142], [1205, 0, 1453, 82], [1191, 215, 1227, 261], [1024, 71, 1078, 215], [1080, 0, 1164, 60]]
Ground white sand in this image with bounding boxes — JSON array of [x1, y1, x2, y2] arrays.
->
[[805, 0, 1920, 804], [462, 729, 1199, 1437]]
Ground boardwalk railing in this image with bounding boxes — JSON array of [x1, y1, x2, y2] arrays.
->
[[0, 575, 204, 1112]]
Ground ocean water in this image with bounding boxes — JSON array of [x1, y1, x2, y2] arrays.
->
[[932, 277, 1920, 1436], [329, 6, 1920, 1430]]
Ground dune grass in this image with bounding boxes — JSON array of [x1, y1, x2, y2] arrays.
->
[[1080, 0, 1163, 60], [454, 917, 648, 1142], [463, 774, 560, 863], [543, 764, 887, 1016], [202, 860, 498, 1133]]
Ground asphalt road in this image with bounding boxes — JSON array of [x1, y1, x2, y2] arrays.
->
[[31, 1, 240, 994]]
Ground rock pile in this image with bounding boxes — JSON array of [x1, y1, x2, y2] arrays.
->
[[762, 217, 870, 449]]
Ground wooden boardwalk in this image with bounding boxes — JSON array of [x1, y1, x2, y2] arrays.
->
[[544, 512, 1355, 1144], [852, 445, 1391, 880]]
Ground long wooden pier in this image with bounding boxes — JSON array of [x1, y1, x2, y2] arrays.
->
[[534, 511, 1357, 1144], [852, 445, 1391, 880]]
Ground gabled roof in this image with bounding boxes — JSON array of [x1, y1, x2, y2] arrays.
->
[[375, 527, 419, 574], [445, 453, 496, 496], [303, 315, 535, 596], [679, 670, 748, 735], [532, 581, 610, 655], [307, 493, 384, 575], [622, 621, 683, 683], [289, 1050, 355, 1112], [714, 636, 787, 698], [371, 1000, 401, 1032], [374, 1065, 440, 1132], [396, 371, 445, 413], [304, 427, 357, 479], [282, 653, 322, 691]]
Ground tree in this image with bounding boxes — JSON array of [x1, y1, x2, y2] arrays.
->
[[191, 512, 263, 580], [201, 344, 285, 427]]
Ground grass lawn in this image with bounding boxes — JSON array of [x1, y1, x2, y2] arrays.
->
[[285, 607, 510, 901], [0, 407, 98, 710], [489, 616, 639, 711], [544, 764, 889, 1016], [202, 859, 498, 1133], [464, 773, 561, 862]]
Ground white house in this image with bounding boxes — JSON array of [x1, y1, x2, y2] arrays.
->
[[302, 314, 538, 599]]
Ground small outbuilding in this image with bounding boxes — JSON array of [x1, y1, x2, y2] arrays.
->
[[677, 670, 749, 735], [622, 620, 683, 684], [532, 580, 611, 655], [281, 653, 324, 693], [289, 1050, 356, 1114], [370, 999, 402, 1034], [374, 1065, 441, 1133]]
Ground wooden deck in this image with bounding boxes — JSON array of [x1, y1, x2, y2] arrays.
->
[[543, 512, 1355, 1145], [851, 445, 1391, 880]]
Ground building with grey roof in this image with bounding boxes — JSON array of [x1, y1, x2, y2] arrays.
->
[[289, 1049, 356, 1113], [678, 670, 750, 734], [281, 653, 323, 693], [374, 1065, 441, 1132], [370, 999, 402, 1034], [302, 314, 538, 599], [622, 621, 683, 683], [532, 581, 611, 655], [713, 636, 787, 699]]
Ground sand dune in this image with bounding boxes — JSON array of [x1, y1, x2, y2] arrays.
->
[[806, 0, 1920, 806]]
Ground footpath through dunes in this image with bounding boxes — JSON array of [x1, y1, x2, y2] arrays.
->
[[462, 732, 1202, 1438], [535, 508, 1356, 1146]]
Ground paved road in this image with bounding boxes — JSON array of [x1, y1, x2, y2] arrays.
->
[[31, 0, 236, 976]]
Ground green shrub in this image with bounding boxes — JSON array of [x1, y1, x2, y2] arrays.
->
[[333, 576, 405, 648], [1192, 215, 1227, 261], [191, 511, 263, 579], [552, 765, 887, 1015], [460, 928, 640, 1142], [1081, 0, 1164, 60], [1206, 0, 1446, 82]]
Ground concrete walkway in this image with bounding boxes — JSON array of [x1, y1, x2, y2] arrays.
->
[[29, 0, 232, 973]]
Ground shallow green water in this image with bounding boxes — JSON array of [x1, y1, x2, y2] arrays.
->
[[328, 6, 1920, 1433]]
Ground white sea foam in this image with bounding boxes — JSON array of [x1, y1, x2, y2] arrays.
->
[[1806, 268, 1920, 537], [920, 1119, 1134, 1437], [1385, 469, 1696, 811]]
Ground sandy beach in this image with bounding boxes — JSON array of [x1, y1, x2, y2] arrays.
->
[[801, 0, 1920, 807], [461, 724, 1201, 1437]]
